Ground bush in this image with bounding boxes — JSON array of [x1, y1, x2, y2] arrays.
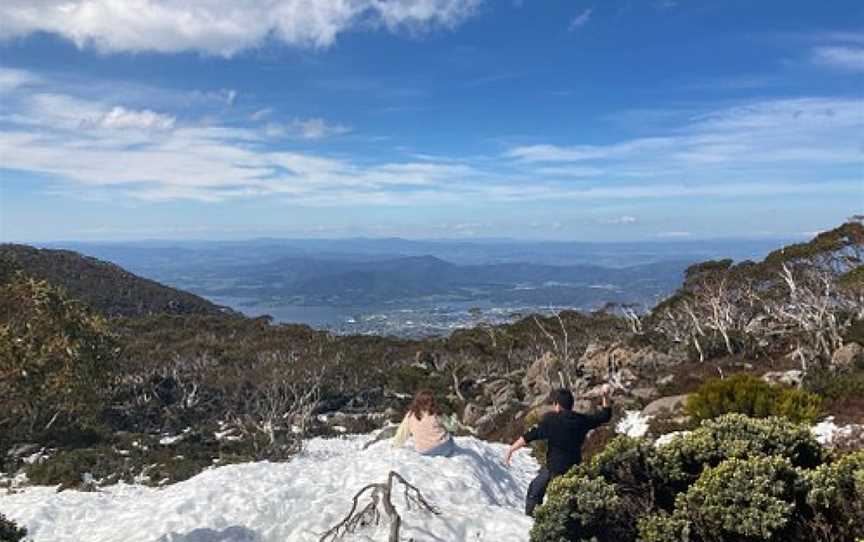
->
[[531, 475, 624, 542], [532, 414, 839, 542], [805, 450, 864, 541], [0, 513, 26, 542], [0, 277, 117, 440], [676, 456, 801, 541], [686, 373, 822, 424]]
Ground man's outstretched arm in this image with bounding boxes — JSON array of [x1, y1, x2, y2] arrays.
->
[[504, 437, 527, 467]]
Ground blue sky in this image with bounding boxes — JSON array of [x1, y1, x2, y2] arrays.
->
[[0, 0, 862, 242]]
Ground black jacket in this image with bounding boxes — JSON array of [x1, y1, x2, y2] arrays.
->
[[523, 407, 612, 476]]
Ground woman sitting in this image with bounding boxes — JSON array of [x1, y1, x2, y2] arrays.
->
[[392, 390, 455, 457]]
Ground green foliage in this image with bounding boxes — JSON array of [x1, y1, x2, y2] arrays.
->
[[686, 373, 822, 424], [0, 513, 26, 542], [804, 367, 864, 400], [805, 450, 864, 541], [0, 245, 229, 318], [531, 475, 624, 542], [0, 276, 117, 440], [676, 456, 801, 541], [532, 414, 833, 542]]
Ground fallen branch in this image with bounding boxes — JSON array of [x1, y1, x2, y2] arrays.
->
[[319, 471, 439, 542]]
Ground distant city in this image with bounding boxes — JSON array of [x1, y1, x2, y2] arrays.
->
[[48, 237, 789, 337]]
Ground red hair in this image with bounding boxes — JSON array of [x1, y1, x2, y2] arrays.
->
[[408, 390, 442, 420]]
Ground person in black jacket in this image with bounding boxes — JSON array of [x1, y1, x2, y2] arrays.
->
[[504, 386, 612, 516]]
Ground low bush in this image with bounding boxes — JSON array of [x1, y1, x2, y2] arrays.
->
[[686, 373, 822, 424], [674, 456, 801, 541], [530, 414, 855, 542], [0, 513, 27, 542]]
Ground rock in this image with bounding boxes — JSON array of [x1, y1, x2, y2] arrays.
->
[[762, 370, 803, 387], [657, 374, 675, 387], [832, 342, 864, 368], [462, 402, 484, 426], [473, 401, 523, 440], [522, 352, 559, 402], [642, 394, 690, 417], [631, 387, 659, 401], [579, 342, 684, 380]]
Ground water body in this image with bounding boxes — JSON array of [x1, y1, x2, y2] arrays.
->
[[208, 295, 568, 337]]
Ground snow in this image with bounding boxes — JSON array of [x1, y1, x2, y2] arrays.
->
[[0, 435, 537, 542], [811, 416, 863, 445], [616, 410, 652, 438]]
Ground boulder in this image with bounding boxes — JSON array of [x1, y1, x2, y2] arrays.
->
[[522, 352, 559, 402], [473, 401, 523, 440], [579, 342, 684, 379], [762, 370, 803, 387], [642, 394, 690, 417], [832, 342, 864, 368], [631, 386, 659, 401], [462, 402, 484, 426]]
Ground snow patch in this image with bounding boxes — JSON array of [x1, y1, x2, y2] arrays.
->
[[0, 435, 537, 542], [811, 416, 863, 445], [616, 410, 652, 438]]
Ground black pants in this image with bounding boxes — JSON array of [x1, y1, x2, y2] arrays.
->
[[526, 467, 553, 516]]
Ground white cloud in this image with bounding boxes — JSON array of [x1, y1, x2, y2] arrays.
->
[[1, 70, 861, 207], [506, 98, 864, 168], [290, 118, 352, 139], [601, 215, 637, 225], [94, 106, 176, 130], [0, 67, 38, 94], [0, 0, 482, 56], [264, 118, 352, 139], [811, 46, 864, 72], [568, 8, 592, 31]]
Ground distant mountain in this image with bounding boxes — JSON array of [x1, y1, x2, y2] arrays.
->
[[0, 244, 234, 318]]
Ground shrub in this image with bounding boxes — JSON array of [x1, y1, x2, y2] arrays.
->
[[650, 414, 823, 495], [686, 373, 822, 424], [0, 277, 117, 440], [805, 450, 864, 541], [531, 474, 624, 542], [533, 414, 834, 542], [0, 513, 27, 542], [676, 456, 801, 541]]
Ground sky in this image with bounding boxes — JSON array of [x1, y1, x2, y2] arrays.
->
[[0, 0, 862, 242]]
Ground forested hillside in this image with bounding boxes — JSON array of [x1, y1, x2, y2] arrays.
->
[[0, 244, 235, 318]]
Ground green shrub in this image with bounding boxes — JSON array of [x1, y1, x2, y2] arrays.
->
[[805, 450, 864, 541], [24, 448, 107, 489], [637, 511, 691, 542], [676, 456, 802, 541], [804, 367, 864, 400], [532, 414, 833, 542], [650, 414, 823, 494], [686, 373, 822, 424], [531, 474, 624, 542], [0, 513, 27, 542]]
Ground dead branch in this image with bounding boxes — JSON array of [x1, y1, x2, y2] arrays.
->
[[319, 471, 439, 542]]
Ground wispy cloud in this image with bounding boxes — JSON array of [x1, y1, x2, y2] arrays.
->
[[0, 0, 483, 56], [811, 45, 864, 72], [1, 68, 861, 208], [264, 118, 352, 140], [506, 98, 864, 169], [568, 8, 593, 31]]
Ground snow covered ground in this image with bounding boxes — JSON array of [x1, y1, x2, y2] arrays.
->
[[0, 434, 537, 542]]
